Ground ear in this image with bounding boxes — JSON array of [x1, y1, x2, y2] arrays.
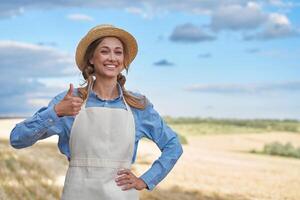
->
[[89, 58, 94, 65]]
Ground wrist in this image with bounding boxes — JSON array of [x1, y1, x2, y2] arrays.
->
[[138, 178, 148, 190], [54, 104, 63, 117]]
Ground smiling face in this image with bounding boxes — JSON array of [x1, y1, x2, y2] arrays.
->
[[89, 37, 125, 79]]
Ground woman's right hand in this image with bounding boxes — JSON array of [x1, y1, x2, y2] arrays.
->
[[54, 84, 84, 117]]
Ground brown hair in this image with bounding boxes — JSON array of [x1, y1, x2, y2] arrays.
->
[[77, 37, 147, 110]]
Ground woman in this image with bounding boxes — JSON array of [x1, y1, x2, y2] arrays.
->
[[10, 24, 183, 199]]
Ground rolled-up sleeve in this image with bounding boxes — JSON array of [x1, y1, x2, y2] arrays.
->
[[138, 99, 183, 190], [10, 92, 65, 149]]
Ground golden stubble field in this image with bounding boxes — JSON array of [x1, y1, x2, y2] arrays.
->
[[1, 119, 300, 200]]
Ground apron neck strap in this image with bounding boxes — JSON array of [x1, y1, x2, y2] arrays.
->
[[121, 94, 131, 113], [81, 79, 132, 113]]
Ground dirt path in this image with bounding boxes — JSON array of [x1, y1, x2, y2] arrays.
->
[[135, 133, 300, 200]]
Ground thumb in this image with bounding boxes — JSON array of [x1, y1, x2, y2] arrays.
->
[[66, 83, 74, 97]]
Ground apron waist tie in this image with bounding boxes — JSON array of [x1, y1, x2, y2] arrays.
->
[[70, 158, 131, 168]]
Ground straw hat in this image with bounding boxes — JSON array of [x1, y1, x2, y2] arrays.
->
[[75, 24, 138, 71]]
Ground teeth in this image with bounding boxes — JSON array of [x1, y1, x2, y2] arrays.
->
[[105, 65, 116, 68]]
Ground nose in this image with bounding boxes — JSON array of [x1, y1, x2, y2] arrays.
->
[[108, 52, 117, 62]]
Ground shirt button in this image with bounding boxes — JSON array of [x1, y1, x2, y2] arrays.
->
[[48, 119, 53, 123]]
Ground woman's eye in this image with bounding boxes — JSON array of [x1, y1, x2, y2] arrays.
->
[[101, 50, 108, 53], [115, 51, 123, 55]]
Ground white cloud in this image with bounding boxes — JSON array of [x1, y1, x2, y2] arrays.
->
[[125, 6, 153, 19], [67, 14, 94, 22], [0, 0, 262, 19], [269, 12, 289, 25], [243, 12, 299, 40], [211, 2, 267, 31], [0, 40, 76, 77], [0, 0, 298, 41], [268, 0, 286, 6], [267, 0, 296, 8], [185, 81, 300, 94], [0, 40, 78, 116], [170, 23, 216, 42], [125, 7, 145, 15]]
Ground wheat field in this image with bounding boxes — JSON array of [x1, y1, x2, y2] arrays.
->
[[1, 119, 300, 200]]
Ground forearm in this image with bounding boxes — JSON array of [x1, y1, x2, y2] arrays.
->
[[10, 105, 61, 148], [140, 137, 183, 190]]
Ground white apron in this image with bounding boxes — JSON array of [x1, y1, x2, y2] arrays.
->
[[61, 84, 139, 200]]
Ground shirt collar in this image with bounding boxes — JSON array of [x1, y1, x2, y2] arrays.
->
[[90, 82, 123, 102]]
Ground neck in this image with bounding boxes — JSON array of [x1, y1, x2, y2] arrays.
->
[[93, 76, 119, 100]]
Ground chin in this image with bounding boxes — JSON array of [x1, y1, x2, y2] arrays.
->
[[100, 72, 119, 79]]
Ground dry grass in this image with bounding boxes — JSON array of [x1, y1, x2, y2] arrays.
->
[[0, 140, 67, 200], [0, 138, 250, 200], [140, 186, 250, 200], [1, 119, 300, 200]]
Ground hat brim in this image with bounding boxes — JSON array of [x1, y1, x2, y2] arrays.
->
[[75, 25, 138, 71]]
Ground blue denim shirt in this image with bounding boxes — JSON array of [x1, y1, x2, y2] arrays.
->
[[10, 83, 183, 190]]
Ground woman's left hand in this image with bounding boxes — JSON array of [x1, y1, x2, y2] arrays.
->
[[115, 169, 147, 191]]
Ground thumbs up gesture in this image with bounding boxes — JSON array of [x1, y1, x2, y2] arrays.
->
[[54, 84, 84, 117]]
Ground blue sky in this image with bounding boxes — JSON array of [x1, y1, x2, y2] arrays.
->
[[0, 0, 299, 119]]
